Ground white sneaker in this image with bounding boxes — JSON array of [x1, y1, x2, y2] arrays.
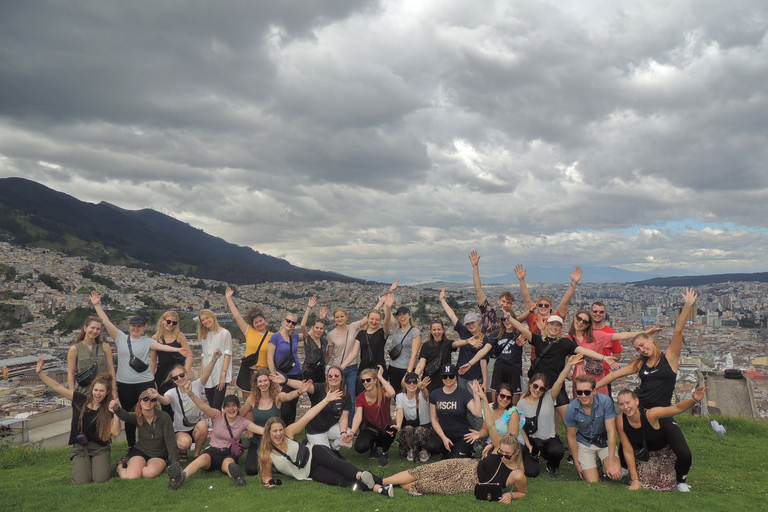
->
[[676, 483, 691, 492], [407, 449, 414, 462], [419, 449, 430, 463]]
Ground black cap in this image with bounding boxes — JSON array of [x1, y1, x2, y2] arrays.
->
[[222, 394, 240, 408], [395, 306, 411, 315], [441, 364, 458, 376], [128, 315, 146, 326]]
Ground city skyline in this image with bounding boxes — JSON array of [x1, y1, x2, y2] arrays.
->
[[2, 2, 768, 283]]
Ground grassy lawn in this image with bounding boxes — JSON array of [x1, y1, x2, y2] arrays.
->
[[2, 415, 766, 512]]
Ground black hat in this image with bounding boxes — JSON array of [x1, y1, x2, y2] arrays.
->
[[395, 306, 411, 315], [222, 394, 240, 408], [441, 364, 458, 376], [128, 315, 146, 326]]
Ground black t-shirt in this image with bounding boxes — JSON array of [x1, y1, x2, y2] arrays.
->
[[418, 341, 456, 391], [528, 334, 579, 382], [477, 453, 514, 485], [306, 384, 353, 435], [430, 386, 473, 439], [357, 328, 387, 371], [69, 392, 110, 446], [636, 353, 677, 408], [490, 331, 522, 372]]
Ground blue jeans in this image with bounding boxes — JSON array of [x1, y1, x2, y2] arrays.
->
[[343, 364, 358, 423]]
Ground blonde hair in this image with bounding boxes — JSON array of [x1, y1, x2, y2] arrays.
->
[[259, 417, 286, 476], [197, 309, 221, 340], [497, 435, 523, 466], [156, 311, 181, 340], [359, 368, 384, 413], [360, 309, 382, 331]]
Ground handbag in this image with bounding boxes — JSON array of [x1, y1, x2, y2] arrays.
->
[[273, 441, 310, 469], [423, 348, 443, 377], [303, 334, 327, 373], [75, 343, 99, 387], [634, 411, 650, 462], [175, 386, 195, 428], [127, 337, 149, 373], [388, 326, 413, 361], [236, 332, 268, 391], [474, 456, 505, 501], [526, 337, 557, 378], [225, 417, 243, 458], [583, 356, 604, 376], [276, 335, 297, 374], [522, 395, 543, 436]]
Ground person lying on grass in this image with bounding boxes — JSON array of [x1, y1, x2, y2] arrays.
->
[[258, 388, 394, 497], [383, 380, 527, 502], [168, 391, 263, 489]]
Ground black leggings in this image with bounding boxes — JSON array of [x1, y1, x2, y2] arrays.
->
[[280, 394, 299, 426], [425, 432, 473, 458], [205, 386, 226, 411], [520, 445, 541, 478], [530, 435, 565, 469], [354, 425, 397, 454], [117, 380, 155, 448], [658, 416, 692, 483], [309, 445, 383, 488], [388, 367, 408, 395], [244, 435, 262, 475]]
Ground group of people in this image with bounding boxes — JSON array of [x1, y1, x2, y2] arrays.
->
[[34, 252, 707, 500]]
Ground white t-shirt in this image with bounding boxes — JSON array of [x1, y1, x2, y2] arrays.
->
[[164, 379, 205, 432], [395, 392, 431, 426], [202, 329, 232, 387]]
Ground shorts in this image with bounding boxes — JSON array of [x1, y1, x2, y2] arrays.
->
[[126, 446, 167, 464], [576, 442, 616, 470], [554, 386, 570, 408], [489, 360, 522, 394], [204, 446, 238, 471]]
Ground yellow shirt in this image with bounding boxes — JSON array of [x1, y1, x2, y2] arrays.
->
[[245, 328, 272, 368]]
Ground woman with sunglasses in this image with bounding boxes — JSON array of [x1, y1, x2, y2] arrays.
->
[[567, 310, 661, 396], [258, 391, 394, 497], [414, 318, 460, 393], [110, 390, 178, 480], [341, 294, 395, 393], [281, 365, 353, 453], [67, 316, 116, 397], [342, 365, 397, 468], [383, 381, 527, 501], [226, 287, 272, 391], [394, 372, 433, 462], [516, 354, 582, 478], [151, 311, 192, 401], [169, 391, 265, 489], [426, 364, 482, 459], [596, 288, 698, 491], [154, 349, 223, 461], [388, 305, 422, 395], [36, 358, 120, 484], [617, 386, 707, 491], [240, 369, 311, 475], [300, 296, 329, 383], [487, 314, 525, 404], [268, 313, 303, 425], [515, 264, 581, 336]]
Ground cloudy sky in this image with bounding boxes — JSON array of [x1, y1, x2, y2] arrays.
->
[[1, 1, 767, 283]]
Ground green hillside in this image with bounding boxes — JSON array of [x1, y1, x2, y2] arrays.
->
[[2, 415, 766, 512]]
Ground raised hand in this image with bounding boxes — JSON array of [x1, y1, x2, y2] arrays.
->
[[566, 353, 583, 367], [389, 279, 399, 292], [418, 376, 431, 389], [89, 290, 101, 305], [325, 389, 343, 402], [570, 266, 583, 284], [383, 292, 395, 307], [692, 385, 708, 403], [299, 379, 314, 394], [644, 327, 663, 336], [36, 356, 44, 374], [439, 288, 446, 301], [469, 250, 480, 267], [514, 264, 526, 281], [319, 306, 328, 319], [146, 388, 160, 399], [308, 296, 317, 308], [225, 286, 234, 299], [682, 288, 697, 306]]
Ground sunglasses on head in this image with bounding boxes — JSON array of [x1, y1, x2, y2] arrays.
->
[[141, 397, 157, 403], [498, 394, 512, 400], [576, 389, 593, 396], [592, 309, 605, 314], [172, 373, 186, 381], [285, 319, 297, 326], [165, 319, 178, 326]]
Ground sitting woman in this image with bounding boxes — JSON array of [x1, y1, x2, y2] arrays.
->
[[515, 354, 582, 479], [169, 391, 266, 489], [240, 369, 310, 475], [384, 380, 527, 502], [36, 358, 119, 484], [281, 365, 353, 452], [154, 349, 222, 461], [342, 366, 397, 468], [425, 363, 482, 460], [110, 391, 178, 480], [394, 372, 433, 463], [259, 389, 394, 498], [617, 386, 707, 492]]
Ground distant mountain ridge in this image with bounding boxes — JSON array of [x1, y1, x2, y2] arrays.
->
[[0, 177, 364, 285]]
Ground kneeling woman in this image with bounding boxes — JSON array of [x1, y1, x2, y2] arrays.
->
[[259, 389, 394, 497], [36, 358, 119, 484], [110, 391, 178, 479], [617, 386, 707, 492], [384, 381, 527, 502]]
